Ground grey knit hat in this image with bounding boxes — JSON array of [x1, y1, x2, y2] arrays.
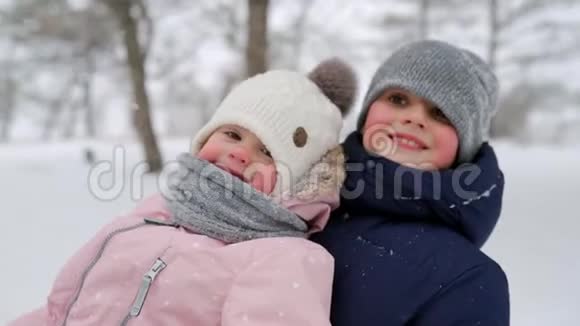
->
[[357, 40, 499, 164]]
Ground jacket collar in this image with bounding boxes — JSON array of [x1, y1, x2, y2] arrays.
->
[[340, 131, 504, 248]]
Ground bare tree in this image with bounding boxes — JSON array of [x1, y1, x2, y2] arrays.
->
[[488, 0, 499, 71], [78, 6, 109, 139], [400, 0, 476, 43], [426, 0, 480, 39], [288, 0, 313, 68], [2, 0, 116, 141], [418, 0, 430, 40], [374, 0, 436, 52], [486, 0, 580, 137], [488, 0, 580, 71], [246, 0, 269, 77], [0, 74, 16, 142], [0, 12, 15, 141], [269, 0, 314, 70], [209, 1, 245, 101], [103, 0, 163, 172], [495, 81, 572, 139], [82, 55, 97, 138]]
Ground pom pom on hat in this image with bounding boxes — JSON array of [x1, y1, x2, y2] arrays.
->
[[308, 57, 357, 116]]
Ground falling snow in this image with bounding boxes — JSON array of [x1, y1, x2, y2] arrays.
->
[[3, 141, 579, 325]]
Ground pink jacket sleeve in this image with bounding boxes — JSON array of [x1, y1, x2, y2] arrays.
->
[[221, 243, 334, 326]]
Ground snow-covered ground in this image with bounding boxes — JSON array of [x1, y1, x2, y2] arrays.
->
[[1, 138, 579, 325]]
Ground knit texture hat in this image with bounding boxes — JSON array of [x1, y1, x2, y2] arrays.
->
[[191, 58, 356, 195], [357, 40, 499, 164]]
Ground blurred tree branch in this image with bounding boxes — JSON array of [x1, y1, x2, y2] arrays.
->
[[245, 0, 269, 77], [102, 0, 163, 172]]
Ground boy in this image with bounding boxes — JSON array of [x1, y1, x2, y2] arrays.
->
[[311, 40, 509, 325]]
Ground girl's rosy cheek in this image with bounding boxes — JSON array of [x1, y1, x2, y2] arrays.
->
[[250, 165, 277, 194]]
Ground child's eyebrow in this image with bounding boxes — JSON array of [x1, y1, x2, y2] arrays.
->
[[222, 125, 239, 132]]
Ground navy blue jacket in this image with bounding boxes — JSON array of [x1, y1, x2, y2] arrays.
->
[[311, 132, 509, 326]]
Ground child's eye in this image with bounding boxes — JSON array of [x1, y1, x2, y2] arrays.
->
[[224, 130, 241, 141], [432, 107, 451, 124], [261, 147, 272, 158], [388, 93, 408, 106]]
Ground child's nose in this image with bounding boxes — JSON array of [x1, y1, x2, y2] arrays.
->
[[228, 147, 250, 166], [403, 106, 427, 129]]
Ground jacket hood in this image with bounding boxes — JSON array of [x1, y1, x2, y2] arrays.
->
[[278, 146, 345, 234]]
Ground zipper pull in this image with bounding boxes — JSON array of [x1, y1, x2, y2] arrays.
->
[[129, 258, 167, 317]]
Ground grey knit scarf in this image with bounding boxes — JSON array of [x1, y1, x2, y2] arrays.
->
[[167, 153, 308, 243]]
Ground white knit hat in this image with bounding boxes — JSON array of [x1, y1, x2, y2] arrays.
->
[[191, 58, 356, 195]]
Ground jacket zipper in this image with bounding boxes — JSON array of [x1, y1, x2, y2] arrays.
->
[[60, 217, 179, 326], [120, 258, 168, 326]]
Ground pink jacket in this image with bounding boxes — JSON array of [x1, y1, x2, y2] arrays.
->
[[8, 194, 336, 326]]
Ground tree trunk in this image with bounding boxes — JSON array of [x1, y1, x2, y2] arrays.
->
[[62, 72, 82, 139], [106, 0, 162, 172], [42, 80, 74, 140], [418, 0, 430, 40], [245, 0, 269, 77], [62, 101, 79, 138], [488, 0, 499, 71], [84, 54, 97, 138], [488, 0, 499, 137], [0, 77, 15, 142], [288, 0, 313, 69]]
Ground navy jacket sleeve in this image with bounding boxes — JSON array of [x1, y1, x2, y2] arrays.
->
[[411, 262, 510, 326]]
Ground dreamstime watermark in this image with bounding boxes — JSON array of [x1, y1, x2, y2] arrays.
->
[[365, 124, 398, 158], [340, 161, 483, 201], [86, 146, 346, 202], [87, 145, 488, 204], [87, 146, 180, 202]]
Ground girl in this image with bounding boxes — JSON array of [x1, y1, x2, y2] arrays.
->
[[8, 58, 356, 326]]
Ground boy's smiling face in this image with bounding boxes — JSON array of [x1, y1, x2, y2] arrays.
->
[[197, 125, 277, 194], [362, 88, 459, 170]]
